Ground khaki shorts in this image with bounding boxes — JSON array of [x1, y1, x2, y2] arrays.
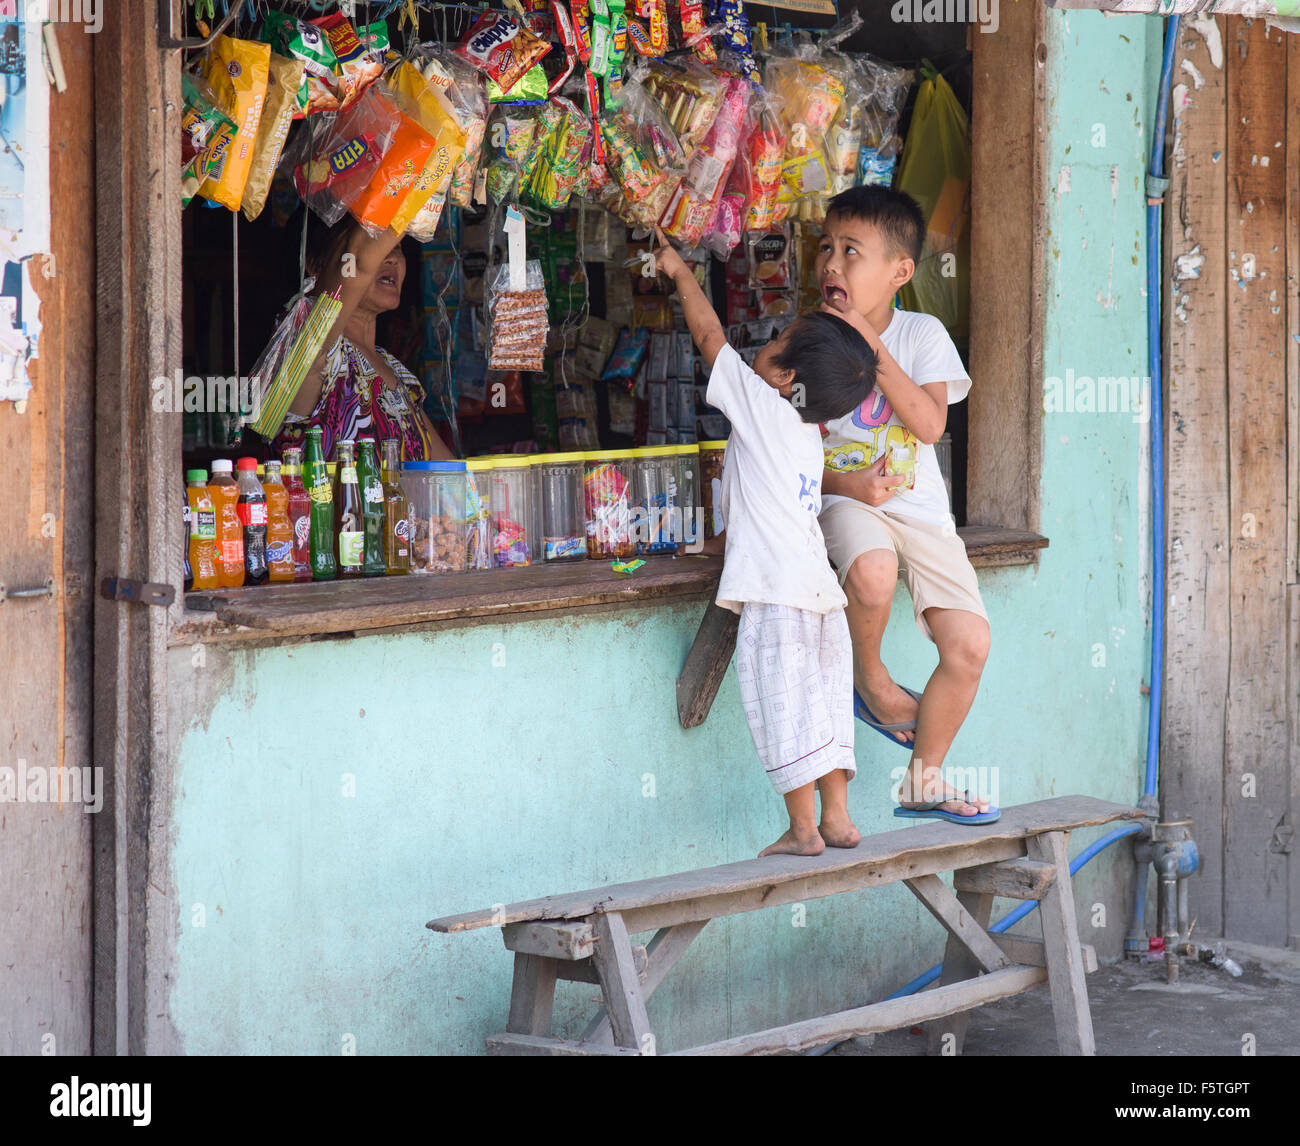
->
[[819, 501, 988, 643]]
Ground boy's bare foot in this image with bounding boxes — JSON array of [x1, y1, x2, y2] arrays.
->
[[759, 828, 825, 858], [898, 763, 990, 817], [859, 677, 920, 745], [818, 809, 861, 848]]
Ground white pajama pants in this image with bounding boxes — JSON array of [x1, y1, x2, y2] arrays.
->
[[735, 602, 856, 796]]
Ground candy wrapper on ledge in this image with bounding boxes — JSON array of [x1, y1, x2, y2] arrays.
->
[[486, 260, 550, 374]]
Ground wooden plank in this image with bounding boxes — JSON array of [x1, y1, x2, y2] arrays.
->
[[555, 945, 647, 985], [502, 921, 594, 961], [954, 858, 1056, 899], [966, 0, 1042, 532], [591, 912, 653, 1052], [581, 920, 708, 1046], [1162, 12, 1230, 941], [505, 954, 558, 1037], [672, 965, 1048, 1056], [1288, 30, 1300, 588], [991, 935, 1098, 974], [1291, 585, 1300, 948], [926, 890, 992, 1056], [1223, 18, 1291, 946], [675, 603, 740, 728], [486, 1033, 642, 1057], [904, 876, 1011, 973], [427, 796, 1140, 932], [1027, 831, 1094, 1056]]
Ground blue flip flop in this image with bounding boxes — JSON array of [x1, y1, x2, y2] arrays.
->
[[853, 685, 923, 747], [894, 788, 1002, 825]]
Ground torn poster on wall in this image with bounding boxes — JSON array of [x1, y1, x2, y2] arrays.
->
[[0, 4, 52, 409]]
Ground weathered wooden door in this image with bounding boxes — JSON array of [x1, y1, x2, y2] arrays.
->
[[0, 22, 97, 1056]]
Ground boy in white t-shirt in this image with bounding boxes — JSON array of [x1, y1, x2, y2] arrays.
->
[[653, 227, 879, 858], [817, 185, 998, 825]]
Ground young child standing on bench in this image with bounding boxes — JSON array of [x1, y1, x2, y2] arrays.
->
[[654, 227, 878, 858], [816, 185, 997, 824]]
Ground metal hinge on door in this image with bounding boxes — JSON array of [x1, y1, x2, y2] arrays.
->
[[99, 578, 176, 607]]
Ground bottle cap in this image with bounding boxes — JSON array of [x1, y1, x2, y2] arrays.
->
[[211, 459, 233, 473], [185, 469, 208, 483], [237, 457, 258, 470]]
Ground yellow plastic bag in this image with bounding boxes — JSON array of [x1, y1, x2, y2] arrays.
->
[[197, 35, 272, 212], [385, 61, 468, 237], [241, 54, 305, 222], [895, 66, 970, 343]]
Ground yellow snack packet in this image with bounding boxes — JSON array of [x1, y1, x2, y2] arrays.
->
[[385, 61, 467, 238], [198, 35, 272, 212], [241, 54, 305, 222]]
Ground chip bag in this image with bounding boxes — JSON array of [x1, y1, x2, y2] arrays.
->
[[454, 10, 552, 94], [522, 98, 592, 211], [197, 36, 272, 212], [181, 71, 235, 207], [384, 62, 468, 238], [242, 54, 306, 222], [263, 9, 339, 114], [311, 12, 386, 112]]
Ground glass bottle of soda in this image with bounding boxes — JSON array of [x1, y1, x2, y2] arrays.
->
[[304, 427, 336, 581], [381, 438, 411, 575], [186, 468, 218, 591], [236, 457, 269, 586], [262, 460, 296, 584], [208, 459, 245, 587], [333, 439, 364, 579], [356, 437, 386, 577], [282, 446, 312, 583]]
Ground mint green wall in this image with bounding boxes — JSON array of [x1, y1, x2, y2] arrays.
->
[[162, 12, 1163, 1054]]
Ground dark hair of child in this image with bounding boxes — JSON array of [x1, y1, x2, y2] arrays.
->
[[825, 185, 926, 267], [771, 310, 878, 425]]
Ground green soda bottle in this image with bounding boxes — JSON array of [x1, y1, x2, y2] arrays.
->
[[356, 437, 387, 577], [304, 426, 337, 581]]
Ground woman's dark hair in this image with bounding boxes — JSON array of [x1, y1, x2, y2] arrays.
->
[[303, 212, 358, 282], [825, 185, 926, 266], [770, 311, 878, 424]]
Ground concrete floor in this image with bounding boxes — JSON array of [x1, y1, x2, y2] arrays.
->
[[828, 940, 1300, 1056]]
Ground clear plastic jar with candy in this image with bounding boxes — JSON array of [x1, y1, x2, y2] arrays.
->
[[465, 458, 493, 570], [487, 455, 535, 568], [583, 449, 637, 560], [633, 445, 685, 557], [699, 440, 728, 540], [669, 443, 702, 551], [534, 452, 587, 562], [402, 460, 469, 574]]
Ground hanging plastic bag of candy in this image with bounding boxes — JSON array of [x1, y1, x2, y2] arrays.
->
[[895, 65, 970, 342], [263, 9, 339, 115], [522, 98, 593, 212], [679, 0, 715, 63], [764, 41, 844, 226], [310, 11, 387, 112], [384, 63, 469, 240], [636, 56, 727, 161], [857, 54, 914, 187], [417, 48, 490, 211], [280, 87, 402, 226], [738, 87, 786, 233], [181, 71, 236, 207], [196, 36, 273, 213], [599, 70, 687, 228]]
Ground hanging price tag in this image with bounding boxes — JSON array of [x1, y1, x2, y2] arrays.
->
[[504, 206, 527, 291]]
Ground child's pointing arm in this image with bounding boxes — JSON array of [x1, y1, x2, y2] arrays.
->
[[655, 227, 727, 370]]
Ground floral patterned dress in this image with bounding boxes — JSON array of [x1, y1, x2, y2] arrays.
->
[[273, 336, 439, 462]]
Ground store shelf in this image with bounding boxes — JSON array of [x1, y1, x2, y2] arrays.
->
[[175, 528, 1047, 645]]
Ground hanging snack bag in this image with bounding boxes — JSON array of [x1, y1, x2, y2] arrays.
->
[[639, 56, 726, 159], [522, 98, 592, 212], [660, 75, 751, 245], [711, 0, 759, 82], [740, 99, 786, 232], [420, 50, 490, 210], [263, 9, 339, 115], [487, 65, 550, 105], [454, 10, 552, 94], [197, 36, 272, 213], [487, 260, 550, 374], [181, 72, 235, 206], [570, 0, 593, 63], [242, 54, 307, 222], [385, 62, 468, 238], [601, 326, 649, 381], [679, 0, 715, 63], [310, 12, 385, 112]]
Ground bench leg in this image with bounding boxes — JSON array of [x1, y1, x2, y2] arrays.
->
[[506, 953, 558, 1037], [1027, 830, 1096, 1056], [926, 890, 994, 1056], [592, 911, 654, 1053]]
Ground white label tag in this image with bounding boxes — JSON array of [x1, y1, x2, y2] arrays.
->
[[504, 206, 527, 292]]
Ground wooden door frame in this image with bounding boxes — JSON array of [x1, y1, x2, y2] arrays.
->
[[91, 1, 183, 1055]]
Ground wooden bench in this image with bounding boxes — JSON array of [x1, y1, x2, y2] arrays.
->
[[428, 795, 1142, 1056]]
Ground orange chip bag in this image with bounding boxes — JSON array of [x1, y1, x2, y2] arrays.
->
[[349, 90, 437, 235], [385, 62, 468, 237], [197, 35, 271, 212]]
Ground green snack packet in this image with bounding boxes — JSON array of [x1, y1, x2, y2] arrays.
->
[[263, 8, 339, 113], [487, 65, 549, 105]]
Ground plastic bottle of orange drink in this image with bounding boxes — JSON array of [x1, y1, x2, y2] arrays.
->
[[208, 458, 245, 587], [262, 459, 296, 583], [186, 468, 218, 591]]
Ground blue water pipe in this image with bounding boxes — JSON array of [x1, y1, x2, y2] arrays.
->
[[826, 17, 1185, 1028]]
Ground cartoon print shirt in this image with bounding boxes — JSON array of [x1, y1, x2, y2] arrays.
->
[[705, 343, 847, 616], [820, 308, 970, 529]]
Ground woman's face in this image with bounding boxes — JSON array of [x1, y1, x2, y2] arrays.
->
[[363, 246, 407, 313]]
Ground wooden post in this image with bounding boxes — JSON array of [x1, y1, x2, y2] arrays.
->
[[591, 912, 654, 1053], [505, 954, 558, 1037], [1027, 831, 1094, 1056], [676, 603, 739, 728], [925, 889, 993, 1056]]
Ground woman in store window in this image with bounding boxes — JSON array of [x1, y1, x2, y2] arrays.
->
[[271, 215, 454, 462]]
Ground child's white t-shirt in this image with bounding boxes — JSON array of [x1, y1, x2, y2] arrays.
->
[[705, 344, 846, 616], [820, 309, 970, 529]]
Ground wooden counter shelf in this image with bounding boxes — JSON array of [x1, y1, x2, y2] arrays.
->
[[176, 527, 1047, 645]]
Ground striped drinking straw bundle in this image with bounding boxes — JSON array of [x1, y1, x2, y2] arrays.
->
[[250, 285, 344, 439]]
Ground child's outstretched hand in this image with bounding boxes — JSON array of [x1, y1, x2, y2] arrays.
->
[[653, 227, 688, 283], [836, 451, 908, 507]]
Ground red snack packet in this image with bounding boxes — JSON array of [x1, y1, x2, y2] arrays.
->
[[584, 69, 606, 165], [680, 0, 715, 63], [454, 11, 552, 95], [549, 0, 578, 95], [570, 0, 592, 64], [310, 12, 383, 111]]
